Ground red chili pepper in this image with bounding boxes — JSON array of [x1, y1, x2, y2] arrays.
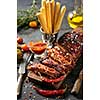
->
[[32, 85, 67, 96], [42, 74, 66, 83]]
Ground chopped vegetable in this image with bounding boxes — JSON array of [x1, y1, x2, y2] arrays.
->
[[21, 44, 29, 52], [17, 49, 23, 60], [29, 21, 38, 28], [17, 37, 23, 44]]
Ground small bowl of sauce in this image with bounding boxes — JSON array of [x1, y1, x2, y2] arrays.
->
[[29, 41, 47, 59]]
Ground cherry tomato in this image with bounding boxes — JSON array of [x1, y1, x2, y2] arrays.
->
[[29, 21, 37, 28], [21, 44, 29, 52], [17, 37, 23, 44]]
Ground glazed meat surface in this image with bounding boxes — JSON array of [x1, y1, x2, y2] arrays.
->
[[58, 28, 83, 60], [41, 57, 66, 74], [47, 47, 74, 67], [27, 62, 60, 78]]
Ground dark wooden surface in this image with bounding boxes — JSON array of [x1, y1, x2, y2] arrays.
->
[[17, 0, 83, 100]]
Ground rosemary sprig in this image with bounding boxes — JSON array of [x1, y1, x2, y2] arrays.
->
[[17, 0, 39, 29]]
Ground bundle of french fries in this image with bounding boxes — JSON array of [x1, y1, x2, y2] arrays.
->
[[36, 0, 66, 34]]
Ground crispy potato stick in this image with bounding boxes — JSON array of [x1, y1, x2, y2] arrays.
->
[[40, 7, 45, 17], [41, 0, 47, 31], [41, 0, 46, 7], [41, 0, 46, 18], [50, 0, 55, 33], [36, 12, 49, 33], [40, 7, 46, 26], [54, 2, 61, 25], [54, 6, 66, 32], [46, 0, 52, 33]]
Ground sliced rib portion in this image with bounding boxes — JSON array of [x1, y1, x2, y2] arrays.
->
[[47, 47, 74, 68], [27, 62, 60, 78], [41, 57, 66, 74], [28, 71, 67, 83]]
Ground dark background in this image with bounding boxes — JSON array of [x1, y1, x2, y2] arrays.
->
[[17, 0, 83, 100]]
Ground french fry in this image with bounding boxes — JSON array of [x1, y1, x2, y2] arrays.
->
[[54, 6, 66, 32], [50, 0, 55, 33], [54, 2, 61, 27], [41, 0, 48, 32], [41, 0, 46, 7], [40, 7, 46, 25], [41, 0, 47, 20], [37, 0, 66, 34], [36, 12, 49, 33], [46, 0, 52, 33], [40, 7, 45, 16]]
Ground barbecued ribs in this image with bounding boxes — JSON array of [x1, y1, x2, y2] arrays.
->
[[27, 27, 83, 89], [27, 62, 60, 78], [47, 46, 75, 70], [41, 57, 66, 74], [58, 28, 83, 60]]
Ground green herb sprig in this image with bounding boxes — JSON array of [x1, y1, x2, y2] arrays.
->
[[17, 0, 39, 30]]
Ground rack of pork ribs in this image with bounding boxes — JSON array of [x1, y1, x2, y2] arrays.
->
[[27, 27, 83, 96]]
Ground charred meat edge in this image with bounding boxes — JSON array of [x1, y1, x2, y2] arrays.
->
[[47, 47, 74, 66], [41, 57, 66, 74], [27, 62, 60, 78]]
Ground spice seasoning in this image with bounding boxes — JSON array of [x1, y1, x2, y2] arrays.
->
[[29, 91, 33, 98]]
